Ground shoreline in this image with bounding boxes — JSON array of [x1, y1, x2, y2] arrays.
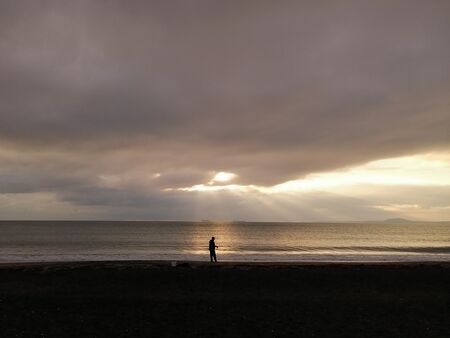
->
[[1, 259, 450, 269]]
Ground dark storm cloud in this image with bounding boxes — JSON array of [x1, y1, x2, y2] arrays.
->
[[0, 0, 450, 218]]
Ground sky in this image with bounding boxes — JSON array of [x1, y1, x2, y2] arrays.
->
[[0, 0, 449, 221]]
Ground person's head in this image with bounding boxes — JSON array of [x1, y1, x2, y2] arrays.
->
[[212, 236, 215, 240]]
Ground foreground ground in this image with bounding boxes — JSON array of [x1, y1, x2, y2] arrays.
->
[[0, 261, 449, 337]]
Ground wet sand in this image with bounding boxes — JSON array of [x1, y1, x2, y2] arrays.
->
[[0, 261, 449, 337]]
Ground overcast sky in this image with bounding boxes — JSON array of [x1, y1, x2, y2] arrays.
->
[[1, 0, 449, 221]]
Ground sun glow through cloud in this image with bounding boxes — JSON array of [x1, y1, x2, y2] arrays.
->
[[179, 153, 450, 193], [209, 172, 237, 184]]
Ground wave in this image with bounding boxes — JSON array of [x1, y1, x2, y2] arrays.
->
[[217, 245, 450, 254]]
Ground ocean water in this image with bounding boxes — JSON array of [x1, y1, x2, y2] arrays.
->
[[0, 221, 449, 263]]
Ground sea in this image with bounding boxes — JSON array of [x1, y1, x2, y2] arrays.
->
[[0, 221, 449, 263]]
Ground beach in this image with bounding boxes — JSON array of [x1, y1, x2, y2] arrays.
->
[[0, 261, 449, 337]]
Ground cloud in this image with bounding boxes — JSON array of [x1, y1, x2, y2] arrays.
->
[[6, 183, 450, 222], [0, 1, 449, 219]]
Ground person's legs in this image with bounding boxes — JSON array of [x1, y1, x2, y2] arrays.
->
[[213, 252, 217, 262], [210, 251, 213, 262]]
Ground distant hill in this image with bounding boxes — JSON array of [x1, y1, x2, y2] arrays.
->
[[382, 218, 415, 223]]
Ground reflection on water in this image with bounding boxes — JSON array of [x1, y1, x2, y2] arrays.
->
[[0, 221, 449, 262]]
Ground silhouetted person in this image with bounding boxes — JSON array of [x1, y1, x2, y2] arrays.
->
[[209, 236, 218, 262]]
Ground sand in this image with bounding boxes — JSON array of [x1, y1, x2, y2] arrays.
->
[[0, 261, 449, 337]]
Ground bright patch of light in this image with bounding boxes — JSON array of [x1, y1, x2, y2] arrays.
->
[[179, 152, 450, 193], [373, 204, 421, 212], [210, 171, 237, 183], [179, 184, 257, 192], [273, 153, 450, 192]]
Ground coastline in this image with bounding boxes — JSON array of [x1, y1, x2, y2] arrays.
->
[[1, 259, 449, 269], [1, 261, 449, 337]]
